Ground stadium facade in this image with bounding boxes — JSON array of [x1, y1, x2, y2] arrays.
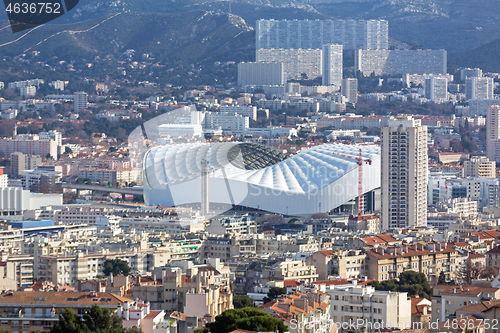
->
[[143, 143, 381, 216]]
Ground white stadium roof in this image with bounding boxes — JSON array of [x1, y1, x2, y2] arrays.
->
[[143, 142, 381, 216]]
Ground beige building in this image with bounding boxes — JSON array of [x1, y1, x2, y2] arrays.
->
[[464, 156, 496, 178], [0, 291, 130, 332], [432, 285, 500, 325], [259, 290, 331, 333], [184, 273, 233, 320], [269, 260, 318, 283], [327, 285, 411, 333], [456, 299, 500, 333], [348, 215, 380, 234], [381, 116, 428, 230], [365, 242, 459, 284], [306, 250, 366, 280]]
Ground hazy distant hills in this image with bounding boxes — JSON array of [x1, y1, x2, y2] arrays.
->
[[41, 0, 500, 52], [448, 38, 500, 72], [0, 0, 499, 69], [0, 11, 255, 64]]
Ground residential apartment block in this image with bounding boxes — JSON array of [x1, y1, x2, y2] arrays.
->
[[365, 243, 459, 284], [237, 62, 285, 86], [464, 156, 496, 178], [322, 44, 343, 86], [381, 116, 428, 230], [355, 49, 447, 76], [465, 77, 494, 100], [256, 48, 323, 81], [327, 285, 411, 333], [256, 19, 388, 50]]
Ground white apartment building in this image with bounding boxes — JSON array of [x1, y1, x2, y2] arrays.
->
[[342, 78, 358, 103], [322, 44, 343, 86], [461, 68, 482, 80], [38, 130, 62, 147], [486, 105, 500, 162], [49, 80, 68, 90], [424, 77, 448, 102], [95, 215, 122, 234], [256, 48, 322, 80], [403, 73, 454, 87], [468, 99, 500, 117], [119, 216, 205, 235], [381, 116, 428, 230], [74, 91, 88, 111], [8, 79, 44, 89], [256, 19, 388, 50], [55, 206, 115, 225], [20, 86, 36, 98], [158, 124, 203, 137], [429, 176, 499, 208], [355, 49, 447, 76], [327, 285, 411, 333], [221, 105, 258, 121], [237, 62, 285, 86], [203, 111, 249, 131], [466, 77, 494, 100]]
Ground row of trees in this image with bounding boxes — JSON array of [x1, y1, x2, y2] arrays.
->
[[368, 271, 433, 299]]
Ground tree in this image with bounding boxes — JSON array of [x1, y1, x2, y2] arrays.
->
[[233, 295, 255, 309], [64, 146, 73, 154], [457, 261, 497, 284], [369, 271, 433, 299], [207, 308, 287, 333], [103, 259, 131, 276], [262, 287, 286, 304], [51, 304, 141, 333]]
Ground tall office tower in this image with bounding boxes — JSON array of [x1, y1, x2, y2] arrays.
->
[[424, 77, 448, 102], [381, 116, 428, 230], [237, 62, 285, 86], [74, 91, 88, 111], [342, 78, 358, 103], [322, 44, 343, 86], [256, 19, 388, 50], [486, 105, 500, 162], [465, 77, 494, 100], [461, 68, 483, 80], [464, 156, 496, 178]]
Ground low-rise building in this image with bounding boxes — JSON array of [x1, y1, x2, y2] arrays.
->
[[365, 242, 460, 284], [432, 285, 500, 325], [327, 284, 411, 333]]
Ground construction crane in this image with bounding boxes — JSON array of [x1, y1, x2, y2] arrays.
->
[[332, 148, 372, 216]]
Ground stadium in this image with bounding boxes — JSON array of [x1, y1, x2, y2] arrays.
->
[[142, 142, 381, 216]]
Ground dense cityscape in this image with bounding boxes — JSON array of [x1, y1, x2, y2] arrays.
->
[[0, 2, 500, 333]]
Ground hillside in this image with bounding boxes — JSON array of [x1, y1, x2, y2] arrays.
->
[[448, 38, 500, 73], [312, 0, 500, 51], [0, 11, 256, 64]]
